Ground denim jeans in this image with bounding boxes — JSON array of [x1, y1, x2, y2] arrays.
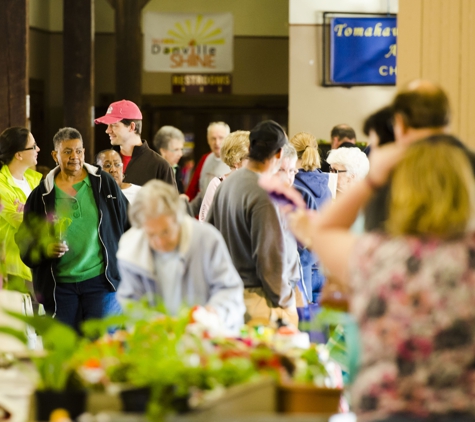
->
[[299, 245, 327, 302], [48, 274, 122, 332], [311, 265, 326, 303]]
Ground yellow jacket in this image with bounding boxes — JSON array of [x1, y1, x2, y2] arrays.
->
[[0, 165, 42, 280]]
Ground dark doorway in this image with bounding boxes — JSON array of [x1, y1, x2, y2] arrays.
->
[[94, 94, 288, 163], [29, 78, 55, 170]]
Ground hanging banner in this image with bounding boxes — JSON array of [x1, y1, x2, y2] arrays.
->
[[143, 12, 233, 73], [330, 17, 397, 85]]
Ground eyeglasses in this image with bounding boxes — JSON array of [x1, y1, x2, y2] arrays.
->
[[329, 167, 347, 174], [102, 162, 123, 170], [279, 168, 299, 175], [22, 143, 38, 151]]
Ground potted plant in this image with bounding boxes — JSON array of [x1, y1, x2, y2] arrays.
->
[[276, 344, 343, 414], [0, 311, 87, 420]]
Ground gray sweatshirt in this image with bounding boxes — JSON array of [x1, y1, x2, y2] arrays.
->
[[117, 216, 245, 333], [207, 168, 296, 308]]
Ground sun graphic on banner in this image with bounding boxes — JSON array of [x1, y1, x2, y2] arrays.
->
[[167, 15, 225, 47]]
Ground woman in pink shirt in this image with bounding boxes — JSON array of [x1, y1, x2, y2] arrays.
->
[[199, 131, 249, 222]]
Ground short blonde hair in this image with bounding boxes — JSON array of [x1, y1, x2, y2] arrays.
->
[[220, 130, 250, 168], [386, 136, 474, 240], [290, 132, 321, 171], [129, 180, 186, 228]]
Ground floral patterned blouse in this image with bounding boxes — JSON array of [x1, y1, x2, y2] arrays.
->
[[349, 233, 475, 422]]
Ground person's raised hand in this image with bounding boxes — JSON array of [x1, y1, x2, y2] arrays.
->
[[287, 208, 320, 249], [258, 174, 306, 210]]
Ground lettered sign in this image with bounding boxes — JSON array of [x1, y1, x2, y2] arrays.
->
[[172, 74, 232, 94], [330, 17, 397, 85], [143, 12, 234, 73]]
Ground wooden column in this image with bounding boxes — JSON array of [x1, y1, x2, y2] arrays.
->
[[107, 0, 151, 106], [397, 0, 475, 148], [63, 0, 95, 163], [0, 0, 28, 130]]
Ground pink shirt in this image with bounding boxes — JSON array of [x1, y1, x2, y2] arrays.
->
[[199, 176, 224, 222]]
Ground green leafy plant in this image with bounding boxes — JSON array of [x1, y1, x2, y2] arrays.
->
[[15, 213, 57, 266], [302, 306, 361, 384], [293, 345, 331, 384], [74, 302, 261, 420], [0, 301, 342, 420], [55, 217, 72, 242], [0, 311, 84, 391]]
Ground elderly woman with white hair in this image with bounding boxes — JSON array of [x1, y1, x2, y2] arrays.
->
[[327, 147, 370, 234], [116, 180, 245, 332], [327, 147, 370, 195]]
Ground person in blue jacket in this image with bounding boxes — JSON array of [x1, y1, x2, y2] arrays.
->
[[290, 132, 332, 304]]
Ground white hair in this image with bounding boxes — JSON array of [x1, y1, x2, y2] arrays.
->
[[207, 121, 230, 135], [129, 180, 186, 228], [327, 147, 369, 180], [281, 143, 297, 160]]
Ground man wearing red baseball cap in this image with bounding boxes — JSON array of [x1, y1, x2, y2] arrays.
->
[[95, 100, 175, 187]]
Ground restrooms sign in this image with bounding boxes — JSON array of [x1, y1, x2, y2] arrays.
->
[[143, 12, 234, 73]]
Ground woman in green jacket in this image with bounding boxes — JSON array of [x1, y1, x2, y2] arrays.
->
[[0, 127, 42, 289]]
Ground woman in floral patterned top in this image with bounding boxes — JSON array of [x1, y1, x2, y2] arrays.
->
[[289, 135, 475, 422]]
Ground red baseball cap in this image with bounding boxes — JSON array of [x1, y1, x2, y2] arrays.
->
[[94, 100, 142, 125]]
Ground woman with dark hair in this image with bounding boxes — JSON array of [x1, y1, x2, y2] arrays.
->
[[0, 127, 42, 288], [363, 106, 395, 156]]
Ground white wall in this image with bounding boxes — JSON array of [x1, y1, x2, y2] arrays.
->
[[288, 0, 398, 142], [290, 0, 398, 24]]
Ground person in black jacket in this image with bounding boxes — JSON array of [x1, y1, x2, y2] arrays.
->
[[16, 127, 129, 332]]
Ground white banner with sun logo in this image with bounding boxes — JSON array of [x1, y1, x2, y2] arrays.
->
[[143, 12, 234, 73]]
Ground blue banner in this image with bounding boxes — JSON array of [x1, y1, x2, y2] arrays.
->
[[330, 17, 397, 85]]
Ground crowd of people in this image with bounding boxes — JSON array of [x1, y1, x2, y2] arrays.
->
[[1, 79, 475, 421]]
